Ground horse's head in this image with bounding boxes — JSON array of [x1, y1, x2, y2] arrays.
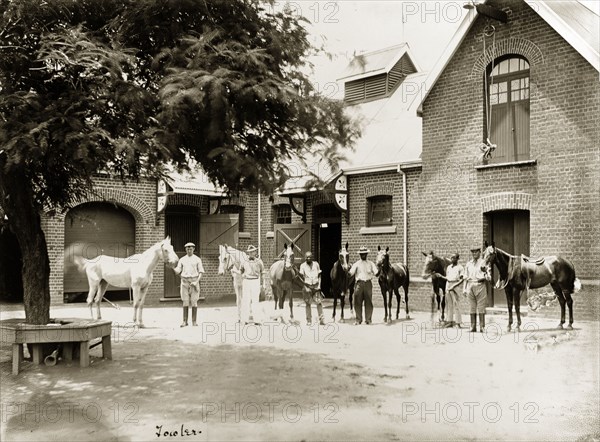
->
[[482, 241, 496, 279], [161, 236, 179, 267], [375, 246, 389, 270], [218, 244, 231, 275], [421, 251, 436, 279], [338, 242, 350, 271], [283, 243, 295, 270]]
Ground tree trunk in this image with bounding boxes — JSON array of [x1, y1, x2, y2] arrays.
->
[[0, 168, 51, 325]]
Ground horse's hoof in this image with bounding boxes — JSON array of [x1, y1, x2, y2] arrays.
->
[[507, 326, 511, 333], [138, 323, 145, 329], [406, 315, 410, 320], [557, 323, 563, 329], [566, 324, 573, 330], [515, 326, 520, 332]]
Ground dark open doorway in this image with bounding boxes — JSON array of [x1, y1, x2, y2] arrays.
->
[[314, 203, 342, 298]]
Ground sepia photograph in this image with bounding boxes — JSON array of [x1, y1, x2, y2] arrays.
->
[[1, 0, 599, 440]]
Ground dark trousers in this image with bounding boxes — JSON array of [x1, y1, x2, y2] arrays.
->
[[354, 280, 373, 323]]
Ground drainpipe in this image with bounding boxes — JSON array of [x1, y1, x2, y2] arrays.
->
[[398, 165, 408, 266], [257, 193, 262, 257]]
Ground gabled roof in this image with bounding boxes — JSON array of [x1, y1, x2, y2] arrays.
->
[[166, 167, 228, 197], [408, 0, 600, 114], [337, 43, 422, 82]]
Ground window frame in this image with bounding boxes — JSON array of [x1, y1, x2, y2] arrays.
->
[[273, 204, 292, 224], [367, 195, 393, 227], [485, 55, 531, 164]]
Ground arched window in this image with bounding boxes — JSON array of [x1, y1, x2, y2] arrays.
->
[[485, 55, 530, 163]]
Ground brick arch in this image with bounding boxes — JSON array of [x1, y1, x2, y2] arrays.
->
[[470, 37, 544, 80], [69, 189, 153, 224], [364, 182, 396, 198], [481, 192, 532, 213]]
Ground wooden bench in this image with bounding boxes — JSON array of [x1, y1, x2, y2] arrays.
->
[[0, 318, 112, 375]]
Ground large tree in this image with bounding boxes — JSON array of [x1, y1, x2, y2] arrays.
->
[[0, 0, 359, 324]]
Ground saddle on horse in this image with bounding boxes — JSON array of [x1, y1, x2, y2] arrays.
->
[[521, 254, 545, 265]]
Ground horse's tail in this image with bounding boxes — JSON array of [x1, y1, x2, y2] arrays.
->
[[573, 278, 582, 293]]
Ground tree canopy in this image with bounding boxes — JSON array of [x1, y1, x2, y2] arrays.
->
[[0, 0, 358, 212], [0, 0, 359, 323]]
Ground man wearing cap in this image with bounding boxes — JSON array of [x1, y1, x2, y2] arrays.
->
[[434, 253, 464, 328], [349, 246, 378, 325], [463, 245, 490, 332], [173, 242, 205, 327], [299, 251, 325, 326], [240, 245, 265, 325]]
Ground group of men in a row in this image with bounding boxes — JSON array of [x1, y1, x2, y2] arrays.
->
[[172, 242, 490, 332]]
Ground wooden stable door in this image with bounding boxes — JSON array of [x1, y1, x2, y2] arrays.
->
[[273, 224, 311, 266], [488, 210, 530, 306]]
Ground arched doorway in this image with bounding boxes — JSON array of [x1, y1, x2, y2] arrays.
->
[[64, 202, 135, 302]]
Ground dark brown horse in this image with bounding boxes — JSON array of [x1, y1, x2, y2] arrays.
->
[[375, 246, 410, 323], [482, 243, 581, 331], [422, 251, 451, 323], [269, 243, 298, 319], [330, 242, 355, 322]]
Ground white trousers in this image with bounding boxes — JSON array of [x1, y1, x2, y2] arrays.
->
[[242, 279, 261, 322]]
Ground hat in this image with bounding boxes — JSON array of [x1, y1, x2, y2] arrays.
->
[[357, 246, 370, 255], [470, 245, 481, 252], [184, 242, 195, 248], [246, 245, 258, 253]]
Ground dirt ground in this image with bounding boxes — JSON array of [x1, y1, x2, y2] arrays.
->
[[1, 299, 599, 442]]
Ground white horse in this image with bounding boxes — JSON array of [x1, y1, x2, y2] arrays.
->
[[218, 244, 248, 322], [74, 237, 179, 327]]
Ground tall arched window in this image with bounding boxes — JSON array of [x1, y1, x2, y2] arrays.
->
[[486, 55, 530, 163]]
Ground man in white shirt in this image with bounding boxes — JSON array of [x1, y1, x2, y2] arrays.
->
[[240, 245, 265, 325], [349, 246, 378, 325], [435, 253, 464, 328], [299, 252, 324, 326], [463, 245, 490, 332], [173, 242, 205, 327]]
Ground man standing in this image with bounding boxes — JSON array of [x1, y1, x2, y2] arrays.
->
[[173, 242, 205, 327], [463, 245, 490, 332], [435, 253, 464, 328], [240, 245, 265, 325], [349, 246, 378, 325], [299, 251, 324, 326]]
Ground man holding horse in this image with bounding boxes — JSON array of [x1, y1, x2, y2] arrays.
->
[[240, 245, 265, 325], [434, 253, 464, 328], [349, 246, 378, 325], [299, 252, 325, 326], [463, 245, 490, 333], [174, 242, 205, 327]]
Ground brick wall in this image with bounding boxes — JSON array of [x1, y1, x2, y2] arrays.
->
[[411, 0, 599, 319], [43, 175, 164, 305]]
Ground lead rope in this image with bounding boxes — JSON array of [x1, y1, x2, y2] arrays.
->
[[481, 25, 497, 161]]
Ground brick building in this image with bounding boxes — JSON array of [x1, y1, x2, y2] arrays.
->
[[2, 0, 597, 323]]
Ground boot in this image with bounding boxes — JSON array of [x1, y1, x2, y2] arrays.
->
[[479, 313, 485, 333], [192, 307, 198, 326], [470, 314, 477, 332], [180, 307, 189, 327]]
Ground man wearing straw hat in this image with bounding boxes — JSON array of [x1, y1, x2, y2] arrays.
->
[[173, 242, 205, 327], [349, 246, 378, 325], [240, 245, 265, 325]]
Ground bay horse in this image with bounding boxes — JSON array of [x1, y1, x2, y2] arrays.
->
[[269, 243, 298, 319], [74, 237, 179, 327], [422, 251, 451, 323], [375, 246, 410, 323], [330, 242, 355, 322], [218, 244, 248, 322], [482, 243, 581, 331]]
